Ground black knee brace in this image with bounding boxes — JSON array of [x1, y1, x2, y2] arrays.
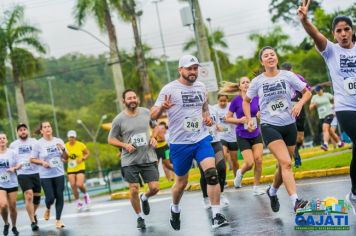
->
[[33, 196, 41, 205], [204, 168, 219, 185]]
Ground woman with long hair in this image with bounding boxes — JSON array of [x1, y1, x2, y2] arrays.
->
[[31, 121, 68, 228], [243, 46, 311, 212], [298, 0, 356, 214], [0, 133, 21, 235], [224, 77, 264, 195]]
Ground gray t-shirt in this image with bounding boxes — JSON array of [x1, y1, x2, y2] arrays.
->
[[0, 149, 18, 188], [9, 138, 39, 175], [247, 70, 306, 126], [109, 107, 157, 167], [213, 103, 236, 142], [318, 40, 356, 112]]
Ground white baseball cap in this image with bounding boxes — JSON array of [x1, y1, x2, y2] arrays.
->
[[67, 130, 77, 138], [178, 55, 200, 68]]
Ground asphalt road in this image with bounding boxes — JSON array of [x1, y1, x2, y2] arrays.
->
[[9, 175, 356, 236]]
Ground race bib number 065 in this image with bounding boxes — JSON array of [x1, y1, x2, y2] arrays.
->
[[267, 98, 288, 116], [344, 77, 356, 95], [183, 117, 202, 132]]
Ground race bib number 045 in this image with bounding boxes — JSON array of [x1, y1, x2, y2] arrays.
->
[[267, 98, 288, 116], [344, 77, 356, 95], [183, 117, 202, 132]]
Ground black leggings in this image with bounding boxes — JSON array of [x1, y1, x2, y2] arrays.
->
[[199, 142, 226, 198], [41, 175, 65, 220], [336, 111, 356, 195]]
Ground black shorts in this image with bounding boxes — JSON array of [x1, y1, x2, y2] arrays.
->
[[155, 144, 169, 160], [220, 139, 238, 151], [320, 114, 334, 125], [121, 162, 159, 184], [236, 134, 263, 152], [296, 116, 305, 132], [67, 170, 86, 175], [261, 123, 297, 147], [0, 187, 18, 193], [18, 173, 41, 193]]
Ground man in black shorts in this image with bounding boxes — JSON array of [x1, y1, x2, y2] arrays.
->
[[9, 124, 41, 231], [108, 89, 160, 230]]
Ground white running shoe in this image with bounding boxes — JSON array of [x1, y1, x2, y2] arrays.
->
[[346, 192, 356, 216], [202, 197, 211, 209], [233, 170, 242, 188], [253, 186, 265, 196], [76, 201, 84, 210], [220, 193, 229, 208]]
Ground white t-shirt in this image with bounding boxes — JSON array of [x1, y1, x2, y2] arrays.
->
[[9, 138, 39, 175], [0, 149, 18, 188], [208, 105, 220, 143], [318, 40, 356, 112], [154, 80, 209, 144], [32, 137, 65, 179], [213, 103, 236, 142], [247, 70, 306, 126]]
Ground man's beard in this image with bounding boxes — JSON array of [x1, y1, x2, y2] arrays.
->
[[125, 102, 138, 111], [182, 74, 197, 83], [19, 134, 28, 140]]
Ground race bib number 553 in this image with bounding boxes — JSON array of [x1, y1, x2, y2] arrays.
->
[[183, 117, 202, 132], [344, 77, 356, 95], [267, 98, 288, 116]]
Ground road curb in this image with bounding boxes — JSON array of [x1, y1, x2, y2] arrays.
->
[[111, 166, 350, 200]]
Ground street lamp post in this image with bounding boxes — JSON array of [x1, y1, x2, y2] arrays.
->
[[206, 17, 223, 84], [67, 25, 124, 113], [47, 76, 60, 138], [152, 0, 171, 83], [77, 115, 107, 178]]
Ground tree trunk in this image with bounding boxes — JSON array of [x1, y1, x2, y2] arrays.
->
[[130, 15, 153, 107], [14, 81, 29, 125], [103, 0, 125, 112]]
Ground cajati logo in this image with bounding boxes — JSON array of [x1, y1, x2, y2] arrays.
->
[[294, 197, 351, 231]]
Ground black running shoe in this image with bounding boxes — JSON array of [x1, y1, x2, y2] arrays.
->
[[170, 208, 181, 231], [136, 217, 146, 230], [31, 222, 39, 231], [11, 227, 19, 236], [211, 213, 229, 229], [34, 215, 38, 224], [3, 224, 9, 236], [140, 193, 150, 215], [266, 186, 280, 212], [294, 199, 308, 212]]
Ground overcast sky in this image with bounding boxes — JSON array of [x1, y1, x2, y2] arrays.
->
[[1, 0, 354, 61]]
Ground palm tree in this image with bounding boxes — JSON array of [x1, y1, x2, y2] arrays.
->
[[1, 5, 46, 125], [183, 27, 231, 79], [112, 0, 153, 106], [74, 0, 125, 111]]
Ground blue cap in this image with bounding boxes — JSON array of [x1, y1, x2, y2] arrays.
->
[[314, 85, 322, 91]]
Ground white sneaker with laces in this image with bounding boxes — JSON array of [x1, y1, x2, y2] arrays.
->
[[202, 197, 211, 209], [253, 186, 265, 196], [220, 193, 229, 208], [233, 170, 242, 188]]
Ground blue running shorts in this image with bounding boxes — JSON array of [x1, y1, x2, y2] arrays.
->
[[169, 135, 214, 176]]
